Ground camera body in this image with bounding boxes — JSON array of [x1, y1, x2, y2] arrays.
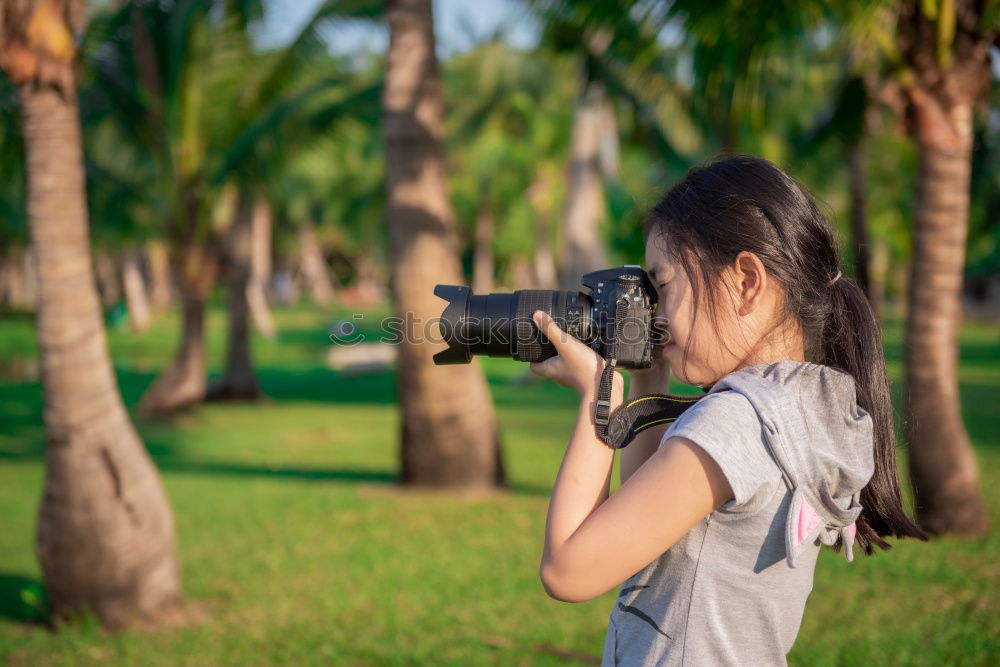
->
[[432, 264, 659, 369], [579, 265, 658, 368]]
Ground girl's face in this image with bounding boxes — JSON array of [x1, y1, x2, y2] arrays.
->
[[645, 233, 751, 388]]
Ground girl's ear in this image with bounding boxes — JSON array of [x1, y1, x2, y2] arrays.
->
[[731, 251, 768, 316]]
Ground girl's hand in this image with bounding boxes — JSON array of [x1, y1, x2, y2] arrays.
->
[[529, 310, 624, 399]]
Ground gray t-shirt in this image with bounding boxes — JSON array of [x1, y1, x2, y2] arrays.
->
[[602, 361, 875, 666]]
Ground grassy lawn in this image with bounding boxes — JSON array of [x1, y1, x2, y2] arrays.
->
[[0, 302, 997, 665]]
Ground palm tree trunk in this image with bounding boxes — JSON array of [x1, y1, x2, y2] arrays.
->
[[904, 87, 988, 536], [472, 208, 494, 294], [248, 196, 275, 339], [146, 239, 173, 311], [559, 81, 609, 292], [18, 81, 182, 630], [93, 248, 121, 307], [527, 171, 558, 290], [870, 239, 889, 317], [298, 220, 335, 306], [346, 252, 382, 307], [384, 0, 504, 489], [507, 255, 535, 291], [137, 238, 217, 417], [212, 192, 260, 400], [122, 247, 151, 333], [597, 92, 619, 180], [534, 236, 557, 290]]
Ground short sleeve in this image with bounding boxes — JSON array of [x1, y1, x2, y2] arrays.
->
[[658, 390, 781, 512]]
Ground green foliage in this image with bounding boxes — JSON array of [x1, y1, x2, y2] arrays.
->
[[3, 0, 992, 292], [77, 0, 375, 253], [445, 40, 574, 279], [277, 110, 385, 263]]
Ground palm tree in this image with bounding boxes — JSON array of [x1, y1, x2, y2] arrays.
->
[[297, 217, 336, 306], [383, 0, 504, 488], [82, 0, 357, 415], [213, 185, 262, 400], [897, 0, 995, 535], [0, 0, 182, 628], [210, 56, 382, 400]]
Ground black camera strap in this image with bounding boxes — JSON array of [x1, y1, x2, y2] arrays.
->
[[593, 288, 700, 449], [594, 296, 628, 436], [597, 391, 701, 449]]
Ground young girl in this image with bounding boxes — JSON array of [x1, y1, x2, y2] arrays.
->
[[528, 155, 927, 666]]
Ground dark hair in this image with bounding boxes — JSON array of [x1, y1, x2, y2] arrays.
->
[[644, 154, 927, 555]]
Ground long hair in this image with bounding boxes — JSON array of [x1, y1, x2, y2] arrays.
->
[[644, 155, 927, 554]]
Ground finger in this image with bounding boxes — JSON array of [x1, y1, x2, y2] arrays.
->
[[532, 310, 566, 349]]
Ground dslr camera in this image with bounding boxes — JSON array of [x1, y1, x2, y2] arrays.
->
[[432, 265, 694, 449], [432, 265, 662, 369]]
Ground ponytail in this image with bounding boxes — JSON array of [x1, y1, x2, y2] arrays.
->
[[822, 275, 929, 554]]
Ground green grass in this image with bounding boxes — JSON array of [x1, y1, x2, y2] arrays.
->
[[0, 302, 997, 665]]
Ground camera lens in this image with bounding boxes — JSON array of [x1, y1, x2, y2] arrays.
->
[[433, 286, 594, 364]]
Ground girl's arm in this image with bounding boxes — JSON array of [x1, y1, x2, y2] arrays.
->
[[530, 311, 734, 603]]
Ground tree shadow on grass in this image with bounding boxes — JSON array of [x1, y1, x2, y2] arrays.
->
[[0, 348, 654, 500], [154, 459, 398, 484], [257, 367, 398, 403], [0, 437, 550, 496], [0, 378, 43, 452], [145, 456, 549, 496], [0, 573, 48, 626], [113, 366, 402, 407], [115, 362, 574, 408]]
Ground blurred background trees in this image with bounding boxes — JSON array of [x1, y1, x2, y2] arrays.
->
[[80, 0, 367, 416], [0, 0, 997, 632]]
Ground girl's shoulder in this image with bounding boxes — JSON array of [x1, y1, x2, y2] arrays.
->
[[663, 388, 782, 514]]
